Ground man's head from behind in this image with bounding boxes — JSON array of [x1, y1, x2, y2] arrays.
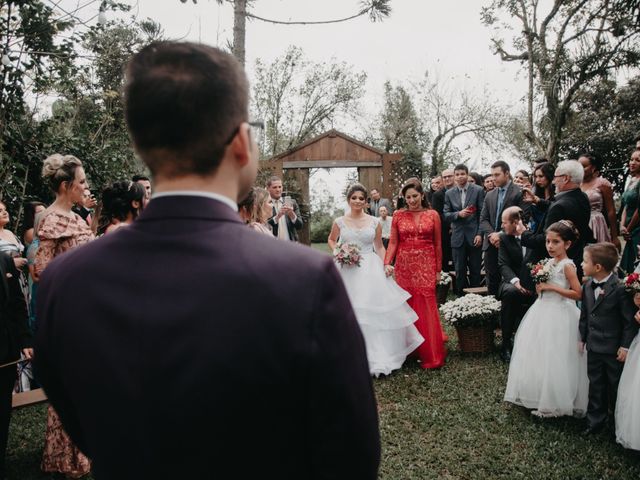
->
[[501, 206, 522, 236], [124, 42, 255, 198]]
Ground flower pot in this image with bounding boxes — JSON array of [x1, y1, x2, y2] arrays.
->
[[436, 283, 450, 305], [455, 324, 494, 353]]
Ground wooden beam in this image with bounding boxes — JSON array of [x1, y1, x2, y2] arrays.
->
[[12, 388, 47, 409], [282, 160, 382, 169]]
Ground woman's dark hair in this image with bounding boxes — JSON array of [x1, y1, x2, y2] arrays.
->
[[533, 162, 556, 199], [469, 172, 483, 186], [579, 153, 603, 172], [98, 181, 146, 234], [401, 181, 430, 209], [22, 201, 46, 231], [515, 169, 530, 180], [346, 183, 368, 200], [547, 220, 579, 242]]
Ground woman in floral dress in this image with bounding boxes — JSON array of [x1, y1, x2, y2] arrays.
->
[[36, 154, 94, 478]]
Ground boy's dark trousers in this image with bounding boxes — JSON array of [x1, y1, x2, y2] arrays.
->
[[586, 352, 623, 430]]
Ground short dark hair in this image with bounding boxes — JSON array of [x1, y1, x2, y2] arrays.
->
[[491, 160, 510, 173], [453, 164, 468, 174], [98, 181, 146, 234], [124, 42, 249, 177], [546, 220, 579, 243], [578, 153, 603, 172], [132, 174, 150, 183], [584, 243, 618, 273]]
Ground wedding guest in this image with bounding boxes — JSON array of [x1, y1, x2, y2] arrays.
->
[[0, 202, 27, 272], [328, 184, 423, 376], [504, 221, 588, 417], [238, 187, 256, 224], [615, 290, 640, 450], [480, 161, 527, 295], [468, 171, 483, 187], [428, 175, 443, 204], [22, 201, 46, 247], [35, 153, 93, 478], [384, 181, 446, 369], [0, 252, 32, 480], [483, 174, 495, 193], [444, 164, 484, 295], [521, 160, 594, 281], [379, 206, 391, 249], [579, 154, 619, 249], [522, 162, 555, 234], [619, 150, 640, 273], [97, 181, 145, 235], [132, 174, 152, 206], [497, 207, 536, 363], [432, 169, 455, 272], [369, 188, 392, 217], [266, 176, 303, 241], [249, 187, 273, 235], [34, 42, 379, 479], [580, 243, 637, 435], [72, 187, 96, 226], [23, 202, 46, 332], [514, 169, 531, 189]]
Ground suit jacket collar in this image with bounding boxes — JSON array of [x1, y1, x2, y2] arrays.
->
[[137, 195, 244, 224], [591, 274, 619, 311]]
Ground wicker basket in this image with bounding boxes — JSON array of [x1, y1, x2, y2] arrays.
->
[[436, 283, 450, 305], [455, 323, 495, 353]]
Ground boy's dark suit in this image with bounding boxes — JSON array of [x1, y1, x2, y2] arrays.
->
[[35, 196, 380, 479], [579, 275, 639, 431], [497, 234, 535, 357]]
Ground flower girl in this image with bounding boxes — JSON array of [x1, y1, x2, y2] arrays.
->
[[615, 290, 640, 450], [504, 220, 589, 417]]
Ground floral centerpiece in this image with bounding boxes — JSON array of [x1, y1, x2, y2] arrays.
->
[[332, 241, 362, 267], [440, 294, 501, 353], [436, 271, 452, 305], [623, 272, 640, 293], [528, 258, 554, 284]]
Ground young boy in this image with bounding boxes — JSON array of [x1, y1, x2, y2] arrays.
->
[[579, 243, 638, 434]]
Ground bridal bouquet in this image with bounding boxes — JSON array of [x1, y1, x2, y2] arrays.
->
[[528, 258, 553, 284], [437, 271, 452, 286], [623, 272, 640, 293], [439, 294, 500, 328], [333, 241, 362, 267]]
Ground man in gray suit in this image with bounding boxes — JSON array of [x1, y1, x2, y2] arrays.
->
[[444, 164, 485, 295], [369, 188, 392, 217], [479, 160, 529, 295]]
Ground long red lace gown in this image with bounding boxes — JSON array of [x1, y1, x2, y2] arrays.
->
[[384, 209, 446, 369]]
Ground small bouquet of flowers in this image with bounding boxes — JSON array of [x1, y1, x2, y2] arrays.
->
[[528, 258, 553, 284], [623, 272, 640, 293], [437, 271, 452, 286], [333, 241, 362, 267]]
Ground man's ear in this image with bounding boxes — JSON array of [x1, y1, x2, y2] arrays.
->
[[229, 123, 251, 168]]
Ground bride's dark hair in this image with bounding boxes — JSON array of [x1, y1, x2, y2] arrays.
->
[[346, 183, 368, 200]]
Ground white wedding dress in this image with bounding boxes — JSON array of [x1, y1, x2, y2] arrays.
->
[[504, 258, 589, 417], [616, 332, 640, 450], [335, 216, 424, 377]]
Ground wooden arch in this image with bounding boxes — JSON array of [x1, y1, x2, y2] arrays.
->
[[261, 129, 401, 244]]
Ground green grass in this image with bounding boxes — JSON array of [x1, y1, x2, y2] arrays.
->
[[7, 329, 640, 478]]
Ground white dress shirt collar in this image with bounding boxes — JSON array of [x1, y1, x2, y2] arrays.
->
[[151, 191, 238, 212]]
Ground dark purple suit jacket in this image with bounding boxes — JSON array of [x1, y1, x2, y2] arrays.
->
[[35, 195, 379, 480]]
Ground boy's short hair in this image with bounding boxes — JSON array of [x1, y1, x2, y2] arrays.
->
[[585, 243, 619, 273]]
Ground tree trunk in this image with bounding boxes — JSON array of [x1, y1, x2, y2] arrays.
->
[[233, 0, 246, 66]]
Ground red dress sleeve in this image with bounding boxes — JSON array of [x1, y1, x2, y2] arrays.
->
[[431, 210, 442, 271], [384, 213, 399, 266]]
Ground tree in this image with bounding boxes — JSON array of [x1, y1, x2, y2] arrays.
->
[[252, 46, 366, 157], [482, 0, 640, 162], [180, 0, 392, 65]]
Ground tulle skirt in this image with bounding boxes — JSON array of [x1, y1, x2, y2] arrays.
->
[[504, 293, 589, 417], [616, 333, 640, 450], [337, 252, 424, 376]]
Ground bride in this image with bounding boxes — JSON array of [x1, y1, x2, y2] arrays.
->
[[328, 183, 424, 376]]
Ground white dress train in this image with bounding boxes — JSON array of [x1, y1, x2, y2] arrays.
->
[[616, 332, 640, 450], [504, 258, 589, 417], [334, 216, 424, 376]]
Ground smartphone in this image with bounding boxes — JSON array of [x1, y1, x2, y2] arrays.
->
[[467, 205, 477, 213], [284, 196, 293, 206]]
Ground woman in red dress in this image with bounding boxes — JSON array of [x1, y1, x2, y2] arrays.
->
[[384, 181, 446, 369]]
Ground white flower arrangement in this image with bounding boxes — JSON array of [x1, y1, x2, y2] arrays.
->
[[437, 271, 452, 286], [439, 294, 501, 328]]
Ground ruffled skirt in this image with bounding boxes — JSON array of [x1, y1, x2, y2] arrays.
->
[[616, 333, 640, 450], [337, 252, 424, 376]]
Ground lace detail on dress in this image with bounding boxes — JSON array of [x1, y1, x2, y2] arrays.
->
[[337, 216, 377, 253]]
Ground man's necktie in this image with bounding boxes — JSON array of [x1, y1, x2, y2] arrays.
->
[[495, 188, 506, 229]]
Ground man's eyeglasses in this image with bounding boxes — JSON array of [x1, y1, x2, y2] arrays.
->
[[224, 120, 265, 147]]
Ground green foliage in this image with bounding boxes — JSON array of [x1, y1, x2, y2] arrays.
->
[[560, 75, 640, 192]]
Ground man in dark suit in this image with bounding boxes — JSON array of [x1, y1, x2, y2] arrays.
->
[[266, 175, 303, 241], [479, 160, 528, 296], [444, 164, 485, 295], [497, 207, 536, 362], [432, 169, 454, 271], [579, 243, 638, 434], [35, 42, 380, 480], [521, 160, 594, 280], [0, 253, 31, 479], [369, 188, 392, 217]]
